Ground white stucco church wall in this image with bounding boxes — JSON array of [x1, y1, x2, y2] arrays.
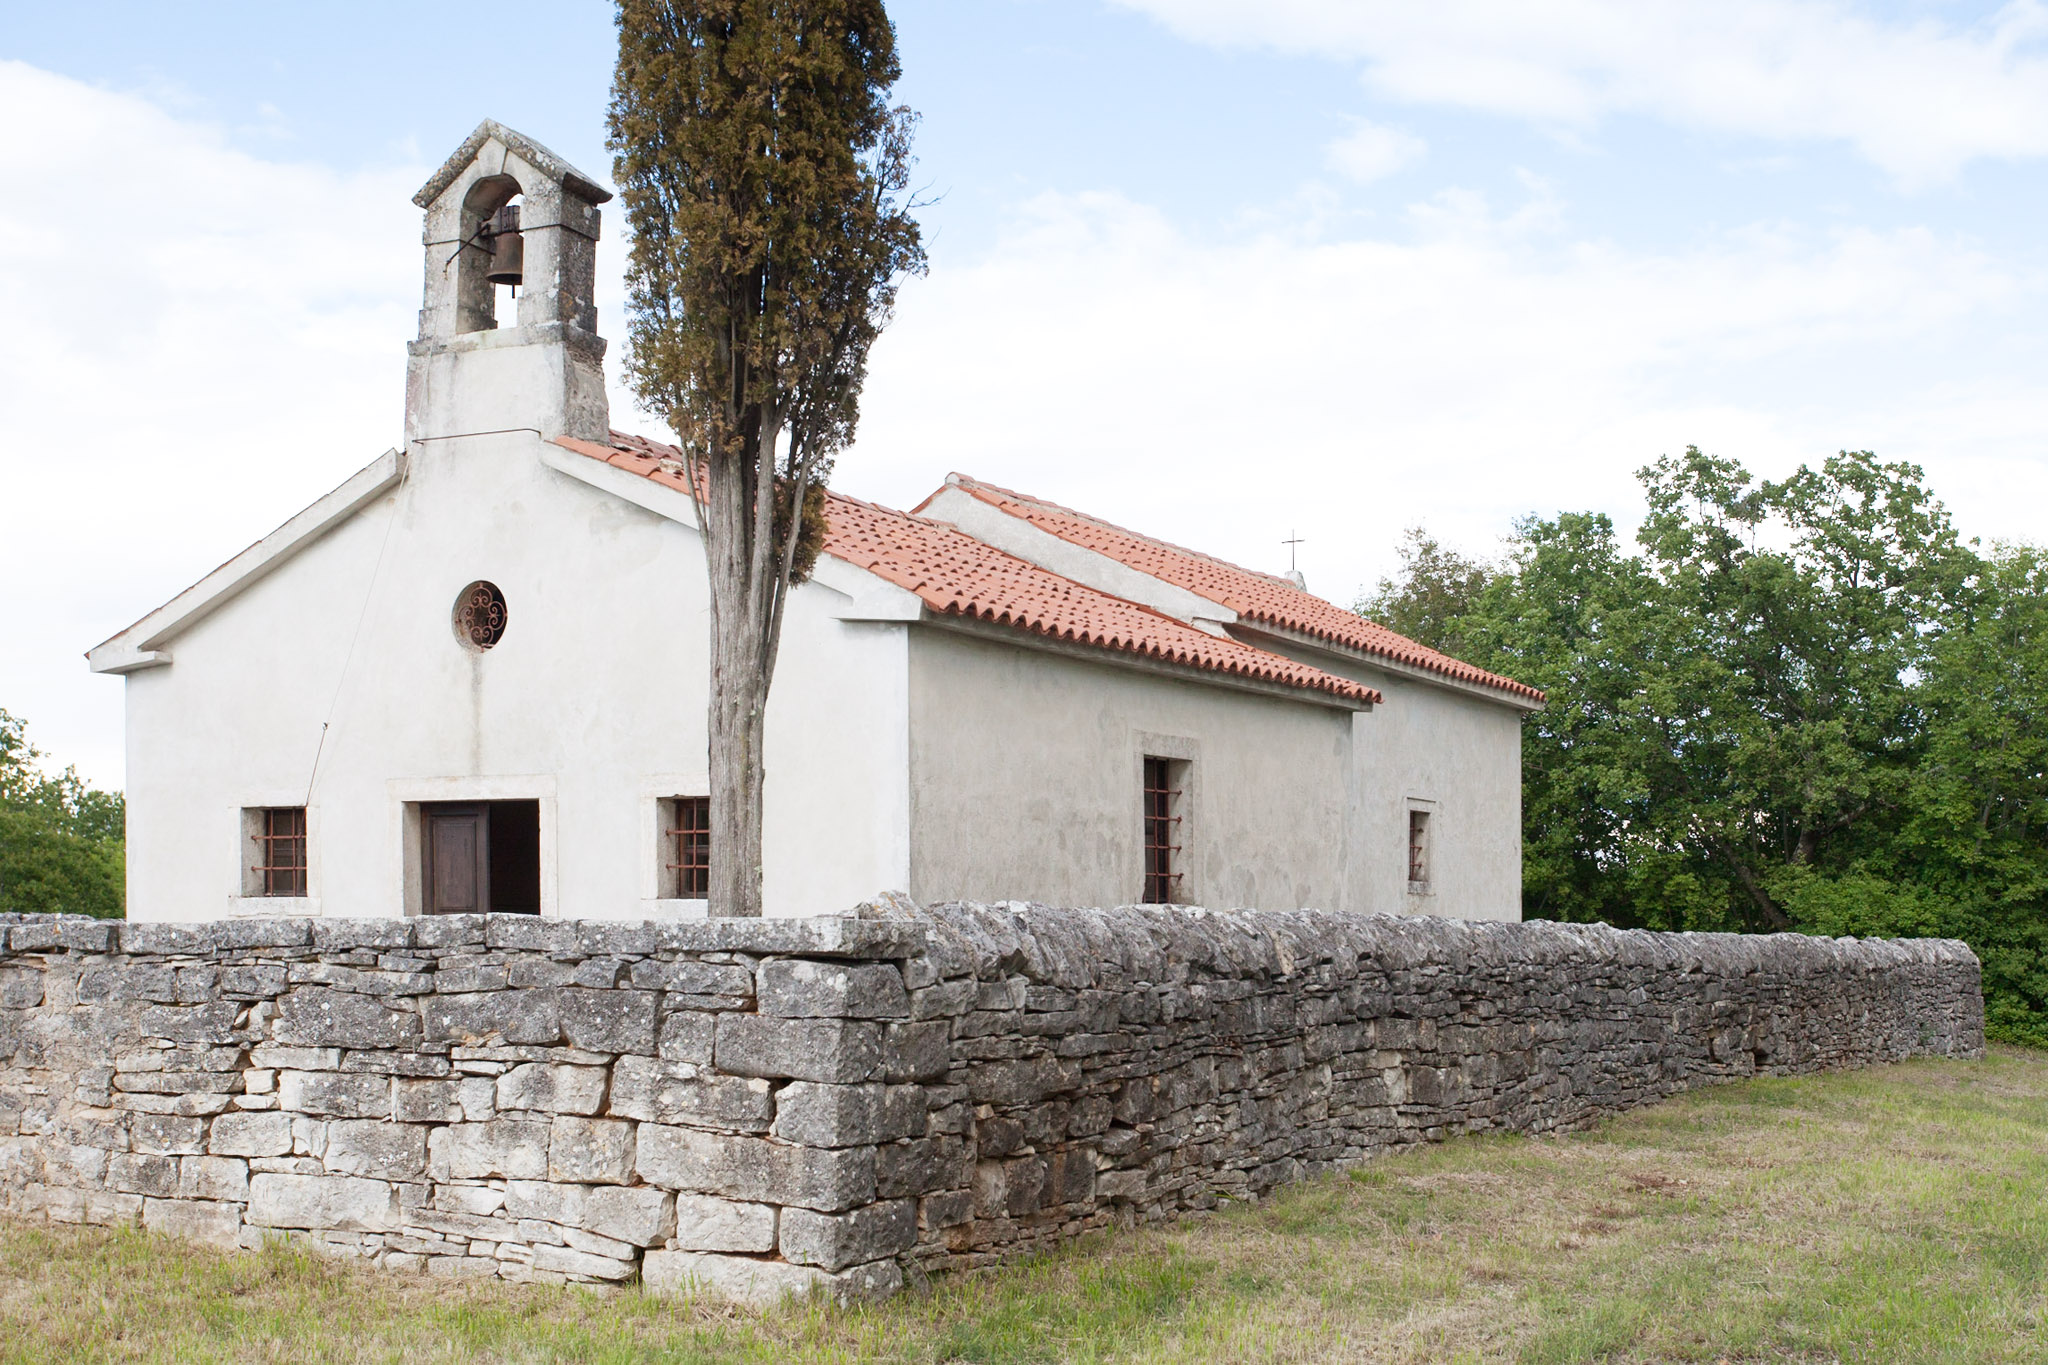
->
[[1336, 665, 1525, 921], [906, 629, 1356, 910], [117, 435, 915, 923], [90, 120, 1541, 926], [914, 481, 1532, 921]]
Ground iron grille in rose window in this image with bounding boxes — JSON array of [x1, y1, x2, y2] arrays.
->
[[454, 581, 508, 650]]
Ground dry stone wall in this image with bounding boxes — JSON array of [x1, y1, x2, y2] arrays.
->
[[0, 913, 929, 1302], [888, 902, 1982, 1274], [0, 904, 1983, 1303]]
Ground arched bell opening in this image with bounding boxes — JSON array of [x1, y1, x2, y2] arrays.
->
[[454, 174, 526, 334]]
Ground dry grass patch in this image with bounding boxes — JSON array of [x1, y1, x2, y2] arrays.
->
[[2, 1047, 2044, 1363]]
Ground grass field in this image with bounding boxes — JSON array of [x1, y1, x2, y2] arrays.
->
[[2, 1047, 2043, 1364]]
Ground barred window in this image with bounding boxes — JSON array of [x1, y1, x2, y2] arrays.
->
[[1408, 810, 1431, 888], [1142, 757, 1186, 905], [252, 806, 308, 897], [663, 797, 711, 899]]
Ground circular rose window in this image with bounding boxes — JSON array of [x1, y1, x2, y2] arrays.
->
[[453, 581, 508, 650]]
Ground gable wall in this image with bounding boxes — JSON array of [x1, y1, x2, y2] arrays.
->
[[904, 628, 1354, 909], [122, 433, 909, 920], [1337, 666, 1524, 920]]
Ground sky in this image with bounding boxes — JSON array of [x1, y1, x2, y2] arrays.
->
[[6, 0, 2048, 789]]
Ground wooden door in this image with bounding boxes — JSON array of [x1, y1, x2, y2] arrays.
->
[[423, 803, 489, 915]]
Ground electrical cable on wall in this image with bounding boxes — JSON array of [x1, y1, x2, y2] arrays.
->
[[304, 477, 406, 806]]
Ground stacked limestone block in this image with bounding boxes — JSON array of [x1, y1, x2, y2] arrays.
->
[[0, 904, 1986, 1303], [0, 913, 931, 1301], [862, 902, 1985, 1274]]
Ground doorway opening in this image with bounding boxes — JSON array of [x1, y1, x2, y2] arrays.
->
[[420, 799, 541, 915]]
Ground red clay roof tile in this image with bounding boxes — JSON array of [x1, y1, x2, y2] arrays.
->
[[554, 434, 1382, 708], [925, 475, 1544, 704]]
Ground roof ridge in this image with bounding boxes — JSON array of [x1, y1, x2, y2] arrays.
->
[[825, 496, 1379, 706], [936, 471, 1542, 705], [820, 487, 924, 522], [832, 492, 1238, 637], [574, 432, 1381, 708], [594, 431, 933, 526], [945, 473, 1299, 590]]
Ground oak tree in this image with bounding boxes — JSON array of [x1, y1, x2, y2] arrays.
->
[[1380, 451, 2048, 1039], [0, 709, 125, 917]]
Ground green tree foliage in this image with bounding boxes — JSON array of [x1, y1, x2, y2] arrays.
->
[[1383, 450, 2048, 1042], [609, 0, 925, 916], [0, 709, 124, 917], [1352, 527, 1497, 660]]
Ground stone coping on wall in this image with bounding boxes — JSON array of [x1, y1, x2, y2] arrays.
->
[[0, 904, 1985, 1305], [874, 899, 1982, 982], [0, 913, 928, 961]]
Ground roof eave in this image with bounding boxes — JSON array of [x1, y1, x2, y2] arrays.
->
[[924, 613, 1377, 713], [1227, 619, 1545, 712], [542, 438, 703, 527], [545, 438, 926, 622], [937, 474, 1527, 703], [87, 448, 408, 676]]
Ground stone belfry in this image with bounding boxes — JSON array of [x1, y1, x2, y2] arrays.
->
[[404, 121, 613, 445]]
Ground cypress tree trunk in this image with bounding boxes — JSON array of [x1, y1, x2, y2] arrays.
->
[[610, 0, 925, 919], [705, 442, 768, 918]]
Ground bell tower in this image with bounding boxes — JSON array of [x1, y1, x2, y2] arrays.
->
[[404, 121, 613, 445]]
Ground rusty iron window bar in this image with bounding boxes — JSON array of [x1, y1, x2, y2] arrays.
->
[[454, 580, 509, 650], [254, 806, 308, 897], [666, 796, 711, 899], [1408, 810, 1430, 886], [1142, 757, 1183, 904]]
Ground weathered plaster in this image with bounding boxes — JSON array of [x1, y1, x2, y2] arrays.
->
[[117, 432, 914, 921], [906, 628, 1354, 909]]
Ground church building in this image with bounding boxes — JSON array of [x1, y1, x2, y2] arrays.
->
[[87, 122, 1542, 924]]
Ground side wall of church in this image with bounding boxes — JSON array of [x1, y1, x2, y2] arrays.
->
[[122, 435, 910, 921], [1340, 668, 1526, 921], [903, 629, 1355, 909], [913, 483, 1527, 921]]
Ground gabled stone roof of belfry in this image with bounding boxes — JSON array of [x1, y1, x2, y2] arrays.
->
[[922, 474, 1545, 705], [554, 434, 1382, 709], [413, 119, 613, 207]]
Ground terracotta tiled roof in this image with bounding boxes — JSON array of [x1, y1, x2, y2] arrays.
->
[[924, 475, 1544, 705], [553, 434, 1382, 708]]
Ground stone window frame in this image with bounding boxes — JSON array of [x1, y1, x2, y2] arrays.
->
[[228, 798, 321, 917], [391, 775, 559, 919], [1405, 797, 1438, 898], [657, 796, 711, 902], [1132, 732, 1200, 906], [638, 777, 711, 920]]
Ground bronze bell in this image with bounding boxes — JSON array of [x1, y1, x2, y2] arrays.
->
[[484, 204, 523, 287]]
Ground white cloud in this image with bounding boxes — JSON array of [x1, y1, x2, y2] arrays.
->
[[843, 185, 2048, 615], [0, 62, 640, 785], [7, 60, 2047, 791], [1112, 0, 2048, 183], [1326, 120, 1427, 183]]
